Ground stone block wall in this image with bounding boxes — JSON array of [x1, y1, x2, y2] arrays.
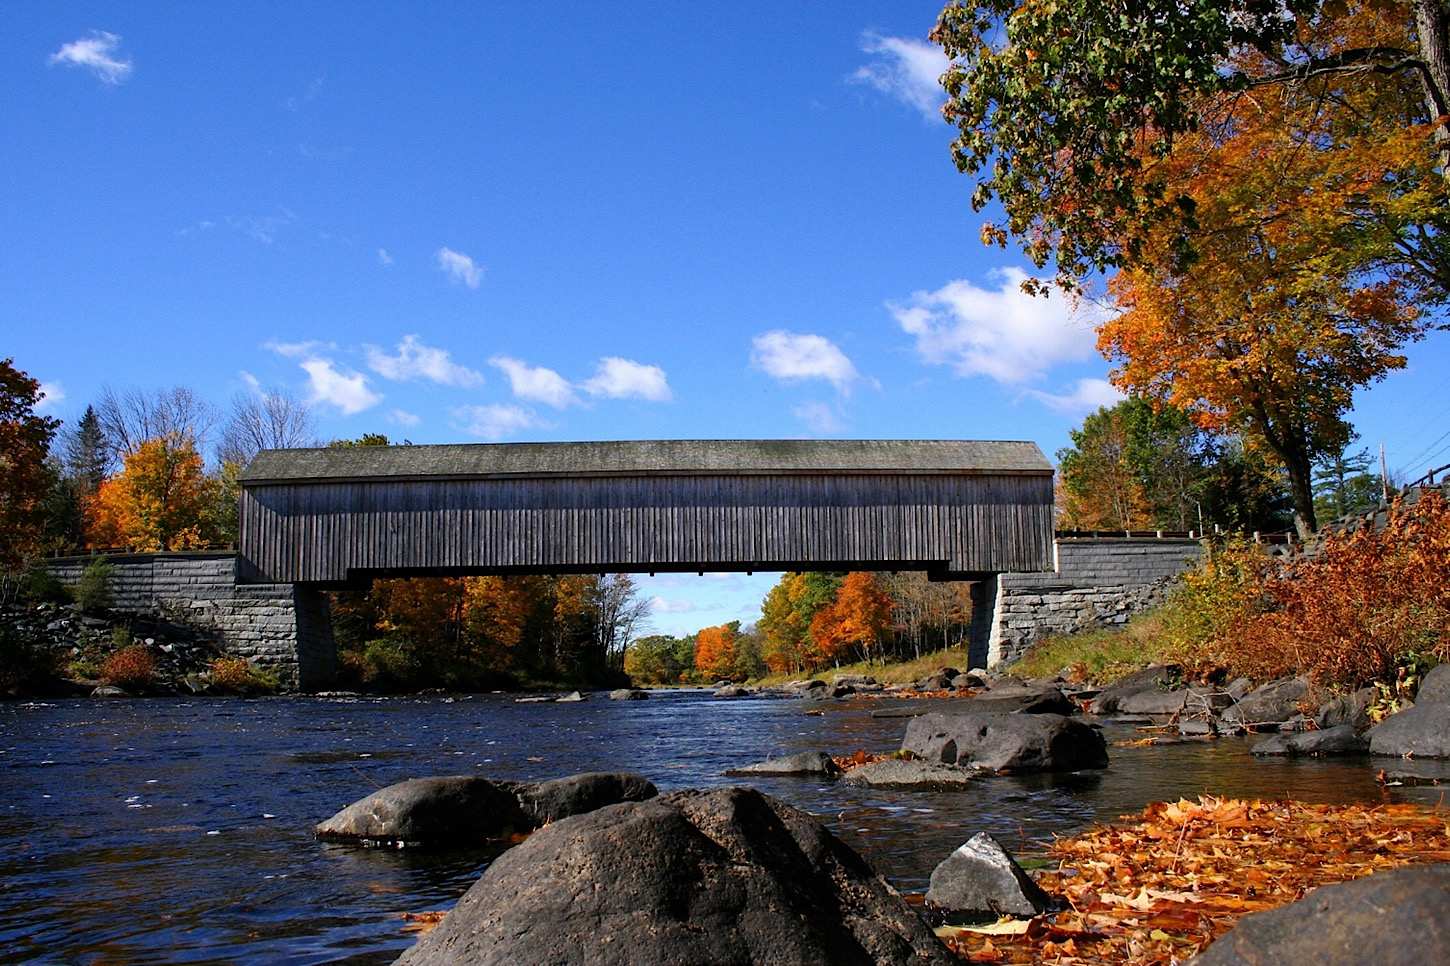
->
[[44, 553, 334, 690], [986, 537, 1204, 666]]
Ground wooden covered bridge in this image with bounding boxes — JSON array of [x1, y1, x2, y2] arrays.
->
[[235, 438, 1055, 686]]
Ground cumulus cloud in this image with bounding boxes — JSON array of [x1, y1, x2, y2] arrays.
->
[[436, 247, 483, 287], [582, 357, 674, 402], [1024, 378, 1124, 416], [890, 268, 1103, 384], [386, 409, 421, 426], [751, 331, 859, 393], [490, 356, 576, 408], [367, 334, 484, 387], [35, 382, 65, 412], [649, 596, 698, 615], [851, 32, 948, 121], [794, 401, 843, 433], [264, 339, 327, 359], [454, 403, 545, 440], [298, 358, 383, 415], [50, 31, 133, 85]]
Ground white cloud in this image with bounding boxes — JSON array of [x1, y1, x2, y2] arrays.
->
[[50, 31, 133, 85], [793, 400, 843, 433], [299, 358, 383, 415], [1024, 378, 1125, 416], [264, 339, 328, 359], [490, 356, 576, 408], [436, 247, 483, 288], [582, 357, 673, 402], [35, 382, 65, 412], [367, 334, 484, 387], [454, 403, 545, 440], [649, 596, 698, 615], [851, 32, 948, 122], [890, 268, 1103, 384], [751, 331, 859, 393], [386, 409, 421, 426], [377, 249, 394, 266]]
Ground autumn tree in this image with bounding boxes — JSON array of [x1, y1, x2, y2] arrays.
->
[[0, 359, 59, 573], [809, 572, 895, 667], [933, 0, 1450, 296], [625, 633, 698, 684], [694, 621, 742, 681], [87, 432, 225, 550], [758, 572, 844, 673], [879, 571, 973, 659]]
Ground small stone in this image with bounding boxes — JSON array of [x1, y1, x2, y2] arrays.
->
[[927, 832, 1052, 919]]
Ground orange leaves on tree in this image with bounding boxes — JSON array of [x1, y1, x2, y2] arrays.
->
[[0, 358, 59, 570], [809, 572, 894, 666], [694, 622, 741, 681], [85, 432, 220, 551]]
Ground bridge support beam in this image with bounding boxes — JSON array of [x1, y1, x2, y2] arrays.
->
[[967, 576, 998, 670], [293, 586, 337, 693]]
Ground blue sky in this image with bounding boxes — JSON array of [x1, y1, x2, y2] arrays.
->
[[6, 3, 1449, 635]]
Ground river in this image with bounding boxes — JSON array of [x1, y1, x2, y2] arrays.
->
[[1, 690, 1437, 965]]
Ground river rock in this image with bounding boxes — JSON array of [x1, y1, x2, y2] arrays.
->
[[725, 751, 842, 777], [714, 685, 750, 697], [1313, 687, 1376, 730], [608, 688, 649, 700], [510, 772, 659, 825], [1368, 700, 1450, 758], [902, 712, 1109, 772], [927, 832, 1052, 919], [1116, 688, 1188, 716], [391, 786, 957, 966], [1190, 863, 1450, 966], [842, 758, 982, 787], [555, 690, 587, 702], [832, 673, 877, 688], [1089, 665, 1182, 715], [1250, 724, 1368, 757], [952, 686, 1076, 715], [1416, 664, 1450, 705], [915, 670, 957, 691], [90, 685, 131, 698], [315, 776, 533, 846], [1221, 676, 1311, 724], [782, 679, 826, 693], [316, 772, 657, 846]]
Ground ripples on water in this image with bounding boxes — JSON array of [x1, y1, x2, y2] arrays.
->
[[0, 691, 1437, 964]]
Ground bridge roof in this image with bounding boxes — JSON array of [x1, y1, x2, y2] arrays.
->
[[239, 438, 1052, 484]]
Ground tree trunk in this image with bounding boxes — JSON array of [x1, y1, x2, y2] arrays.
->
[[1416, 0, 1450, 154], [1284, 450, 1318, 542]]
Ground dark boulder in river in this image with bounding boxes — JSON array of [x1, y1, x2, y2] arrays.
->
[[315, 772, 657, 846], [1190, 863, 1450, 966], [902, 713, 1109, 772], [1368, 700, 1450, 759], [724, 751, 841, 777], [391, 786, 957, 966]]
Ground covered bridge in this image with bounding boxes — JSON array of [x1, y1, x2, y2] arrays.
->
[[236, 438, 1056, 586]]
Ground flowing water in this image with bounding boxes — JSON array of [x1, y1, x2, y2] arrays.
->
[[1, 691, 1440, 965]]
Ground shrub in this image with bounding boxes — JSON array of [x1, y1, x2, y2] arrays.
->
[[23, 563, 71, 605], [75, 557, 114, 612], [207, 656, 280, 695], [101, 644, 156, 691], [1157, 537, 1276, 674], [1225, 492, 1450, 689], [0, 627, 60, 692], [362, 638, 420, 689]]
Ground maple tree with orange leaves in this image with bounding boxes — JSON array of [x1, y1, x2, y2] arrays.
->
[[86, 431, 225, 551]]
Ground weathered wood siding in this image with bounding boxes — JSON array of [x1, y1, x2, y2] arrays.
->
[[238, 471, 1054, 585]]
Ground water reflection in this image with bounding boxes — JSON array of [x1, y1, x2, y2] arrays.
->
[[0, 691, 1429, 964]]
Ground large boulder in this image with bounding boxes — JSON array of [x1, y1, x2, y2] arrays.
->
[[511, 772, 659, 825], [315, 776, 532, 846], [391, 786, 957, 966], [1089, 665, 1182, 715], [316, 772, 657, 846], [1250, 725, 1368, 757], [841, 759, 983, 787], [608, 688, 649, 700], [927, 832, 1052, 919], [1190, 864, 1450, 966], [1221, 677, 1312, 724], [725, 751, 841, 777], [1416, 663, 1450, 705], [1368, 701, 1450, 758], [1116, 688, 1188, 716], [1314, 687, 1376, 730], [902, 713, 1109, 772]]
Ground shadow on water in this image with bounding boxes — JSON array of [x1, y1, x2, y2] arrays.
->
[[0, 691, 1432, 964]]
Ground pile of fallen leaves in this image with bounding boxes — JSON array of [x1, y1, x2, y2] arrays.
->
[[940, 796, 1450, 964]]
